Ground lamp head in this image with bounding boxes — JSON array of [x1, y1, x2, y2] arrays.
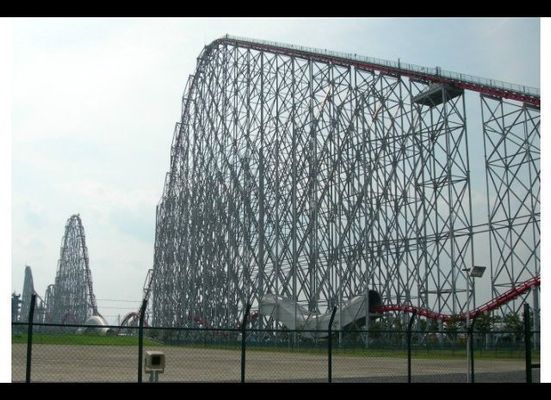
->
[[470, 266, 486, 278]]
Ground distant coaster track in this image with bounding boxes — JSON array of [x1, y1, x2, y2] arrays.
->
[[373, 275, 540, 322], [119, 311, 146, 328]]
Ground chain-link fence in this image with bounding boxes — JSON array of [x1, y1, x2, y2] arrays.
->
[[332, 329, 410, 382], [244, 330, 329, 382], [11, 300, 540, 383], [142, 327, 241, 382], [12, 323, 141, 382]]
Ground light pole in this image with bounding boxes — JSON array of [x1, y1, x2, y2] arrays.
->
[[463, 265, 486, 383]]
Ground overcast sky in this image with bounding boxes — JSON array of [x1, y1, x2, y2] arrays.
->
[[7, 18, 541, 326]]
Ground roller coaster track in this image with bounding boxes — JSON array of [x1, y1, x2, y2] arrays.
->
[[373, 275, 540, 322], [214, 35, 540, 108]]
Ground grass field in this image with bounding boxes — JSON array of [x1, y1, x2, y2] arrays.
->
[[11, 333, 537, 361], [11, 334, 160, 346]]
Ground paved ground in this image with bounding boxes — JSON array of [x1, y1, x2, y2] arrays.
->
[[12, 344, 537, 383]]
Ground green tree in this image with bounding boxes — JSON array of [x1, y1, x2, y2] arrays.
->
[[428, 318, 439, 332], [12, 292, 21, 323], [417, 317, 428, 332], [474, 312, 496, 334], [367, 318, 384, 339], [503, 312, 523, 341], [444, 316, 466, 346]]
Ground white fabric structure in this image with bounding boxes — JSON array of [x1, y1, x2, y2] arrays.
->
[[259, 294, 369, 338], [76, 315, 115, 336]]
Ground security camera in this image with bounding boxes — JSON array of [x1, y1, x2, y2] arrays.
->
[[144, 351, 165, 373]]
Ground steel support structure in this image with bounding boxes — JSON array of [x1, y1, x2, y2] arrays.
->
[[481, 96, 540, 315], [46, 214, 100, 324], [152, 35, 539, 329], [412, 83, 473, 316]]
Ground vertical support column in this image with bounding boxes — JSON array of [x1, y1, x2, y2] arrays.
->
[[290, 56, 299, 343], [307, 57, 315, 314], [532, 287, 539, 349], [328, 306, 337, 383], [241, 303, 251, 383], [407, 311, 416, 383], [524, 303, 532, 383], [469, 315, 477, 383], [137, 299, 147, 383], [273, 54, 281, 324], [466, 275, 471, 383], [258, 51, 265, 330], [364, 287, 370, 348], [25, 293, 36, 384]]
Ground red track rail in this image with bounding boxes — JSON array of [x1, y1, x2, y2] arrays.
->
[[373, 275, 540, 322], [209, 36, 539, 108]]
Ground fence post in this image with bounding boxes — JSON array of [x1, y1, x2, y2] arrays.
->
[[407, 311, 416, 383], [328, 306, 337, 383], [25, 293, 37, 383], [469, 316, 477, 383], [137, 299, 148, 383], [241, 303, 251, 383], [524, 303, 532, 383]]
